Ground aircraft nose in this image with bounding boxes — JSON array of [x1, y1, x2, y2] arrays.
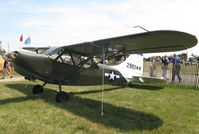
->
[[13, 51, 19, 57], [13, 51, 51, 79], [12, 51, 40, 80], [12, 51, 25, 66], [12, 51, 19, 60], [13, 51, 40, 70], [12, 51, 39, 79], [12, 51, 29, 73]]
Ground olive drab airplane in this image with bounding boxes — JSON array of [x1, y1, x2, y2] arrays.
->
[[13, 30, 198, 103]]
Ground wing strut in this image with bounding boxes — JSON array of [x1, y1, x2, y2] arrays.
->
[[87, 41, 105, 116], [101, 46, 105, 116]]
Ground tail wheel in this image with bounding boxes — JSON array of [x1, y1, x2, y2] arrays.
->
[[32, 85, 43, 94], [56, 91, 69, 103]]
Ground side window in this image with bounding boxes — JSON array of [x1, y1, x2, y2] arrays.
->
[[49, 49, 97, 69], [49, 50, 73, 65], [83, 58, 92, 69], [59, 53, 73, 65], [73, 55, 93, 69]]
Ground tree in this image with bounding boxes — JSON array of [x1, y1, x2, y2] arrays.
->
[[179, 53, 188, 61], [0, 48, 6, 56]]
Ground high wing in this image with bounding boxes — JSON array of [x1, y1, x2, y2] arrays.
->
[[48, 30, 198, 56]]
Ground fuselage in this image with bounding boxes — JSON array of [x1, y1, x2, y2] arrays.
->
[[13, 51, 126, 85]]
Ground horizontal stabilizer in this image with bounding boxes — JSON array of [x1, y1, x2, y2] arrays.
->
[[132, 76, 167, 83]]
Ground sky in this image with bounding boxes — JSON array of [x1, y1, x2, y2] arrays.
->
[[0, 0, 199, 57]]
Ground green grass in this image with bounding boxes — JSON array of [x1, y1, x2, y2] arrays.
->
[[0, 81, 199, 134], [0, 71, 21, 78]]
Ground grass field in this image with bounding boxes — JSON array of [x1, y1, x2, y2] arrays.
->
[[0, 80, 199, 134]]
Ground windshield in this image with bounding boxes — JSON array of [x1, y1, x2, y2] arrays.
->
[[42, 47, 62, 55]]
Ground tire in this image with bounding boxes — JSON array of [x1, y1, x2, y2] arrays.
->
[[32, 85, 43, 94], [56, 91, 69, 103]]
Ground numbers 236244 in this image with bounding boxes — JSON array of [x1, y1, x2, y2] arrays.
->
[[127, 63, 141, 70]]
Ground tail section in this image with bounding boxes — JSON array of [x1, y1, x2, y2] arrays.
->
[[112, 54, 143, 82]]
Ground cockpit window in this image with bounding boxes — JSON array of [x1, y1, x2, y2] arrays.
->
[[48, 48, 98, 69], [49, 50, 73, 65]]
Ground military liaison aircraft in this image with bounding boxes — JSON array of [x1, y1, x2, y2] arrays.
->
[[13, 30, 198, 103]]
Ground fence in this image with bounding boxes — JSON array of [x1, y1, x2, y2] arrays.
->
[[143, 62, 199, 88]]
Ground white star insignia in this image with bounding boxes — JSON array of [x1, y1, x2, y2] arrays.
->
[[105, 71, 120, 81], [109, 71, 116, 80]]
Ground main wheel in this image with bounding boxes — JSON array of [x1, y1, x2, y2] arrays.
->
[[32, 85, 43, 94], [56, 91, 69, 103]]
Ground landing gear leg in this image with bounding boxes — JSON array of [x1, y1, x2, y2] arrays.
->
[[55, 84, 69, 103], [32, 82, 46, 94]]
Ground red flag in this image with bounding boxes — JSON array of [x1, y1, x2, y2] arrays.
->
[[20, 34, 23, 42]]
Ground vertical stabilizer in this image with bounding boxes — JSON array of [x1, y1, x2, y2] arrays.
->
[[112, 54, 143, 82]]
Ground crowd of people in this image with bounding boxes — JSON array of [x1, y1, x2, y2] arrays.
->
[[149, 54, 183, 83]]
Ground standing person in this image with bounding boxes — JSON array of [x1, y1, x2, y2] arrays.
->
[[161, 56, 169, 80], [149, 59, 156, 77], [2, 57, 13, 79], [172, 54, 182, 82]]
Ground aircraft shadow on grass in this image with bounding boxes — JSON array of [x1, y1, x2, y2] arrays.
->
[[129, 84, 164, 90], [2, 83, 163, 132]]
